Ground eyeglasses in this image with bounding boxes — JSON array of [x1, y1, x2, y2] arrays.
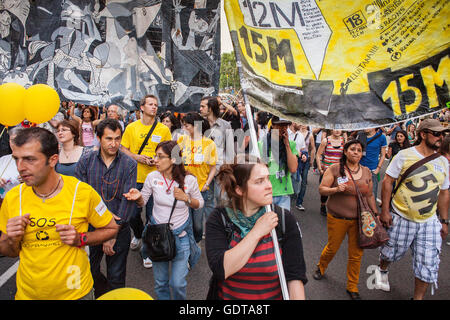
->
[[154, 155, 170, 160], [424, 130, 443, 137], [56, 128, 71, 133]]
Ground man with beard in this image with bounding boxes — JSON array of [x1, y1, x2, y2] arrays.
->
[[374, 119, 449, 300]]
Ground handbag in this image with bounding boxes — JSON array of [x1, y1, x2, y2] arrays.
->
[[346, 166, 389, 249], [143, 199, 177, 262]]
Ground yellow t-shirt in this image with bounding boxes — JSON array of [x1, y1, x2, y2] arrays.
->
[[177, 135, 217, 191], [121, 120, 172, 183], [386, 147, 449, 222], [0, 175, 113, 300]]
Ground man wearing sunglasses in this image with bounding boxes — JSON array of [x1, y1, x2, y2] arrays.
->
[[375, 118, 449, 299]]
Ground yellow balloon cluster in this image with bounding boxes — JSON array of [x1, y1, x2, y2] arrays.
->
[[0, 83, 60, 126], [97, 288, 154, 300]]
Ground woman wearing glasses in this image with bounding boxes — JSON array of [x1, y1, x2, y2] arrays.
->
[[55, 119, 95, 176], [123, 140, 204, 300]]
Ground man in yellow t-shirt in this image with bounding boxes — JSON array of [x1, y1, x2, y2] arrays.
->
[[120, 94, 171, 266], [376, 119, 449, 300], [0, 128, 118, 300]]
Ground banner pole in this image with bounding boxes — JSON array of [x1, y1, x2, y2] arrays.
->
[[244, 101, 290, 300]]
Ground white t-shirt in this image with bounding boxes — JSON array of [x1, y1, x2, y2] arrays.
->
[[140, 171, 204, 231], [0, 154, 20, 199], [288, 128, 306, 155]]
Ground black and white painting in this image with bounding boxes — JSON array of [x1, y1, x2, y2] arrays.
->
[[0, 0, 221, 111]]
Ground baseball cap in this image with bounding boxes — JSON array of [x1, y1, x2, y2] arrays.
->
[[417, 118, 446, 132]]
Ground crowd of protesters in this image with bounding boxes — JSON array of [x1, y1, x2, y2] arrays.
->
[[0, 95, 448, 301]]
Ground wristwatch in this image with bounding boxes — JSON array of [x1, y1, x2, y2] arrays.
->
[[77, 232, 88, 248], [186, 195, 192, 205], [439, 219, 449, 225]]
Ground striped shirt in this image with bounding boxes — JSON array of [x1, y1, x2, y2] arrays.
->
[[322, 137, 344, 169], [75, 149, 137, 224], [205, 207, 308, 300], [219, 233, 282, 300]]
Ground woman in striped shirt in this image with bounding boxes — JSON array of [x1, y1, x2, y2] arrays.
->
[[205, 154, 307, 300], [315, 130, 345, 216]]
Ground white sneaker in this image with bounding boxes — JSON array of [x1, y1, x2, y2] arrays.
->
[[143, 257, 153, 269], [374, 266, 390, 292], [296, 204, 305, 211], [130, 236, 142, 251]]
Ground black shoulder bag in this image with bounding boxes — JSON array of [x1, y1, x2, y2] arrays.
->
[[138, 120, 158, 155], [143, 199, 177, 262]]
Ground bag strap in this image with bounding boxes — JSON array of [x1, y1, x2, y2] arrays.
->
[[138, 120, 158, 155], [345, 165, 367, 217], [345, 165, 364, 199], [366, 130, 382, 146], [392, 152, 441, 197], [167, 199, 178, 225]]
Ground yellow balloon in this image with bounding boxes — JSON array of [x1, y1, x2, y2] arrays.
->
[[24, 84, 60, 124], [97, 288, 153, 300], [0, 82, 26, 126]]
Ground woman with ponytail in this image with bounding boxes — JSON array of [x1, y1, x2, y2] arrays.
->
[[205, 154, 307, 300], [123, 140, 203, 300], [313, 139, 378, 300]]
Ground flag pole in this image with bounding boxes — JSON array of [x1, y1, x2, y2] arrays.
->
[[244, 101, 290, 300]]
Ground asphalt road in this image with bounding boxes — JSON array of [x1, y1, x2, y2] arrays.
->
[[1, 161, 449, 300]]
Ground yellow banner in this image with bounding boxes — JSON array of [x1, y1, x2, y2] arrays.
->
[[225, 0, 449, 129]]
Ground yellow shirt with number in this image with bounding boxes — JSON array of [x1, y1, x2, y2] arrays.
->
[[0, 175, 113, 300], [177, 135, 217, 191], [121, 120, 172, 183]]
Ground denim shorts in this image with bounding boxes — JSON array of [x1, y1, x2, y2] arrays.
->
[[380, 213, 442, 284]]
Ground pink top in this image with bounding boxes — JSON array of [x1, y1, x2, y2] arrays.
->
[[140, 171, 204, 230]]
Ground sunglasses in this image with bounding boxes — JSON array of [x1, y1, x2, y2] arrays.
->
[[424, 130, 443, 137]]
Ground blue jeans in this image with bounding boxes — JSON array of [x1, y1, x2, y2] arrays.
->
[[273, 195, 291, 211], [89, 224, 131, 298], [129, 183, 154, 259], [291, 172, 301, 196], [296, 161, 310, 206], [191, 188, 214, 242], [129, 183, 154, 241], [152, 233, 190, 300]]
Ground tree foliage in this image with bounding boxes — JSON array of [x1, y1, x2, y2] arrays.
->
[[219, 52, 240, 91]]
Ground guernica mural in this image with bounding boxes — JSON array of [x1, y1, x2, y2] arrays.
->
[[0, 0, 221, 111]]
